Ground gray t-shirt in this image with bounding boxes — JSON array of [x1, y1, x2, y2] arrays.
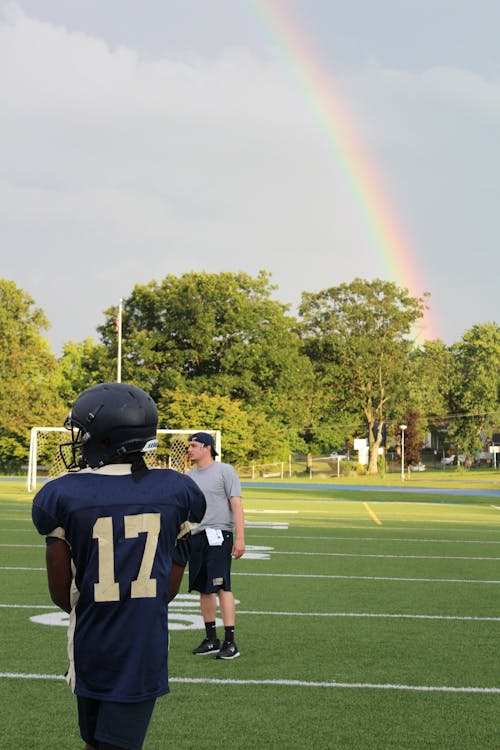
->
[[187, 462, 242, 534]]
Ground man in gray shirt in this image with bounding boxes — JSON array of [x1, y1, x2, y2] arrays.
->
[[186, 432, 245, 659]]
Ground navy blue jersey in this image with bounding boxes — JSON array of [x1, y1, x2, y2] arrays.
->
[[32, 465, 206, 702]]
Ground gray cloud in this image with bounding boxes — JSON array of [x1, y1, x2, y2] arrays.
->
[[1, 2, 498, 351]]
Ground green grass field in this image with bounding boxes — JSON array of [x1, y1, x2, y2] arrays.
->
[[1, 478, 499, 749]]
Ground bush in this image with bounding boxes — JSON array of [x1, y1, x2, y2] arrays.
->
[[339, 460, 354, 477]]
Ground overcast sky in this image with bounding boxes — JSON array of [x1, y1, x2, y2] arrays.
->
[[1, 0, 498, 353]]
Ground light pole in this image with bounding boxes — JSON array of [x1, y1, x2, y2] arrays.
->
[[399, 424, 407, 481]]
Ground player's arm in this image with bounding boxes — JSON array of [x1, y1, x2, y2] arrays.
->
[[168, 519, 194, 601], [229, 496, 245, 559], [45, 538, 72, 613], [168, 562, 185, 602], [166, 481, 207, 602]]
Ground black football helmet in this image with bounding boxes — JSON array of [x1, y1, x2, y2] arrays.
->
[[60, 382, 158, 470]]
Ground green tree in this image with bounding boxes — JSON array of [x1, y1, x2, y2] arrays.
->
[[446, 322, 500, 459], [57, 338, 116, 408], [407, 340, 452, 418], [0, 279, 64, 471], [98, 271, 314, 447], [406, 339, 453, 456], [159, 390, 288, 465], [298, 278, 428, 474]]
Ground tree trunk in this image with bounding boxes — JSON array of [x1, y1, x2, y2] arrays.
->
[[367, 421, 384, 475]]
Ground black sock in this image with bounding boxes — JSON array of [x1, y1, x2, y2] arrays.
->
[[224, 626, 235, 643], [205, 621, 217, 640]]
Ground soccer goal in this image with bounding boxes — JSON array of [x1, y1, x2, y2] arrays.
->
[[27, 427, 221, 491]]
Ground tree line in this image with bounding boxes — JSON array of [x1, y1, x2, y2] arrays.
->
[[1, 274, 499, 474]]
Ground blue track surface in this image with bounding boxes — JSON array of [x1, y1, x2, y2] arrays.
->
[[241, 482, 500, 498]]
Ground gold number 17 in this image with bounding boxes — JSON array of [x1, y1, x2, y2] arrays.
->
[[93, 513, 161, 602]]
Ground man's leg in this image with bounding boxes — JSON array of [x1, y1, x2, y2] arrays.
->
[[216, 589, 240, 659], [192, 592, 220, 654], [199, 592, 217, 622], [218, 589, 235, 627]]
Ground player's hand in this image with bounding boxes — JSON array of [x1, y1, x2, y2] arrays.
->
[[232, 540, 245, 559]]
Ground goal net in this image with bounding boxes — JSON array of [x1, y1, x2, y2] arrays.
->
[[27, 427, 221, 491]]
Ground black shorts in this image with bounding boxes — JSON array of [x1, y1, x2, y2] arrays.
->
[[188, 530, 233, 594], [77, 695, 156, 750]]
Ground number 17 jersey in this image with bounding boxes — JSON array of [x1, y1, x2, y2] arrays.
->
[[32, 465, 206, 702]]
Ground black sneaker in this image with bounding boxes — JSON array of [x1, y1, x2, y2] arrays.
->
[[215, 641, 240, 660], [192, 638, 221, 655]]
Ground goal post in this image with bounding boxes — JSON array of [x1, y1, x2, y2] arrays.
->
[[27, 427, 221, 491]]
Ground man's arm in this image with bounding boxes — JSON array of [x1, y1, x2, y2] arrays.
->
[[46, 539, 72, 613], [229, 496, 245, 559]]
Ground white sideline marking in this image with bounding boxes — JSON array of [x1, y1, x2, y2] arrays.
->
[[5, 545, 500, 567], [0, 604, 57, 609], [235, 610, 500, 622], [257, 534, 500, 545], [306, 524, 500, 534], [4, 602, 497, 621], [172, 678, 500, 694], [272, 551, 500, 561], [1, 672, 63, 680], [3, 565, 500, 583], [1, 672, 498, 694], [245, 522, 289, 529], [250, 510, 299, 514], [0, 528, 34, 532], [0, 544, 44, 548], [234, 572, 500, 584]]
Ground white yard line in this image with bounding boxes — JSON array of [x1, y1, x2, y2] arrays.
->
[[2, 602, 498, 621], [3, 565, 500, 583], [235, 609, 500, 622], [1, 672, 498, 694], [234, 571, 500, 584], [272, 550, 500, 560], [250, 534, 500, 544]]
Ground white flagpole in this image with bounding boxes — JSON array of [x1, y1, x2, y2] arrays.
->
[[116, 298, 123, 383]]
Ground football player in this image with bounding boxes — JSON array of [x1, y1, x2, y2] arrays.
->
[[32, 382, 206, 750]]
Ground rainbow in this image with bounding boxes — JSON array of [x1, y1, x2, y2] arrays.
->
[[247, 0, 439, 340]]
